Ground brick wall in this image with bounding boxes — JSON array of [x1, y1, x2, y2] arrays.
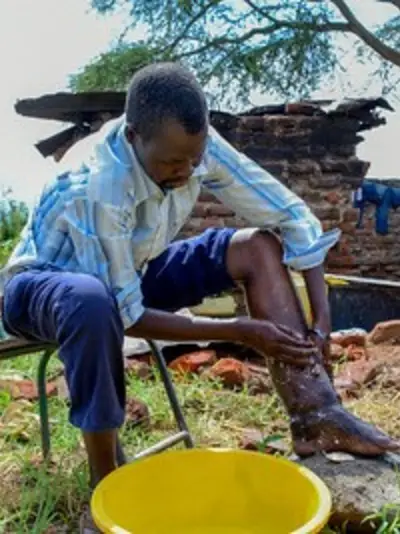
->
[[179, 110, 399, 280]]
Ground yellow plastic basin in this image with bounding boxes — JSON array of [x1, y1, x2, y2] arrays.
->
[[91, 449, 331, 534]]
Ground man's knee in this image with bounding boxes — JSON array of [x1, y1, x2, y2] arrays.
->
[[227, 228, 283, 281], [57, 274, 123, 339]]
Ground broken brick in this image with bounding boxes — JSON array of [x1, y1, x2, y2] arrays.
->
[[335, 359, 383, 388], [125, 359, 153, 380], [239, 428, 264, 450], [0, 379, 57, 401], [207, 358, 250, 387], [367, 320, 400, 345], [168, 350, 217, 374], [329, 343, 345, 360], [345, 344, 368, 362], [125, 397, 151, 430], [331, 329, 366, 348]]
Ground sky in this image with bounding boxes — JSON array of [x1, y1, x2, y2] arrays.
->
[[0, 0, 398, 207]]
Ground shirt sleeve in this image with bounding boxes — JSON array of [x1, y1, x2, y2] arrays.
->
[[202, 127, 341, 271], [64, 197, 144, 329]]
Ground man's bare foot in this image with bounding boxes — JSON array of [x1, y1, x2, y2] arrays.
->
[[291, 404, 400, 457]]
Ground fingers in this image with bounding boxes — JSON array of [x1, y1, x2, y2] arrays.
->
[[275, 323, 304, 340], [274, 327, 315, 349]]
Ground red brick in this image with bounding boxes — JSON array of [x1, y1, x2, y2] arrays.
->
[[339, 221, 357, 234], [345, 344, 368, 361], [329, 343, 345, 360], [313, 206, 341, 220], [368, 321, 400, 345], [169, 350, 217, 374], [342, 209, 359, 223], [328, 255, 357, 267], [125, 359, 153, 380], [223, 216, 248, 228], [325, 191, 342, 205], [207, 358, 250, 387], [0, 378, 57, 400], [330, 330, 366, 348], [207, 204, 235, 217], [335, 359, 382, 388], [240, 116, 266, 130], [125, 398, 151, 430]]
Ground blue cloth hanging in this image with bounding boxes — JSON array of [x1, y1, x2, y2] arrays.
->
[[353, 180, 400, 235]]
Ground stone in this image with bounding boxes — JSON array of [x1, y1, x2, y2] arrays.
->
[[335, 359, 383, 388], [125, 398, 151, 430], [246, 363, 273, 395], [247, 373, 272, 395], [345, 344, 368, 362], [125, 358, 153, 380], [330, 343, 346, 360], [207, 358, 250, 388], [381, 366, 400, 390], [299, 454, 400, 532], [239, 429, 289, 455], [331, 329, 367, 348], [239, 428, 264, 451], [368, 320, 400, 345], [0, 378, 57, 401], [168, 350, 217, 374], [325, 190, 342, 205], [56, 375, 70, 400]]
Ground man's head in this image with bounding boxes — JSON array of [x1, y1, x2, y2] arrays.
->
[[125, 62, 209, 189]]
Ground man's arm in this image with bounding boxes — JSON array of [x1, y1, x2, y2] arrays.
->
[[66, 197, 316, 366], [126, 309, 316, 366], [202, 127, 339, 334]]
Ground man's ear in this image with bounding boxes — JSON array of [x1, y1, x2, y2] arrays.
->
[[125, 124, 136, 145]]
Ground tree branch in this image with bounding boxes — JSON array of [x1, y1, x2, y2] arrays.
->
[[176, 18, 349, 60], [241, 1, 350, 32], [242, 0, 280, 21], [330, 0, 400, 65], [164, 1, 220, 54]]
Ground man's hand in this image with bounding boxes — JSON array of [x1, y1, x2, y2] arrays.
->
[[243, 320, 318, 367]]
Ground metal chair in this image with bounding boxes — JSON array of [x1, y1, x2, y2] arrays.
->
[[0, 337, 194, 460]]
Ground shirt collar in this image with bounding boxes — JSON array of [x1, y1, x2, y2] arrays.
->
[[116, 118, 162, 203]]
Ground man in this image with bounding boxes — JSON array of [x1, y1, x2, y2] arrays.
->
[[1, 63, 398, 528]]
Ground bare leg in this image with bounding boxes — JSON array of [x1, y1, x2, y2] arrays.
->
[[84, 430, 118, 488], [116, 435, 127, 466], [227, 229, 400, 456]]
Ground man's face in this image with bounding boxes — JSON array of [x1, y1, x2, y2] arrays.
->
[[126, 119, 208, 189]]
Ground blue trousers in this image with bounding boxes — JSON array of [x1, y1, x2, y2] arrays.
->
[[2, 228, 236, 432]]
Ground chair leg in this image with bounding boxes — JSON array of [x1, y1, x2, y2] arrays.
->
[[146, 340, 194, 449], [37, 349, 54, 460]]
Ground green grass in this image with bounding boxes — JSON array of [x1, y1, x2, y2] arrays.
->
[[0, 353, 399, 533], [0, 352, 290, 533]]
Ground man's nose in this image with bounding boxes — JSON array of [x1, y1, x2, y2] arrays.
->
[[177, 160, 195, 178]]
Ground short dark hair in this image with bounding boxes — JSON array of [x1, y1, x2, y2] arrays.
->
[[125, 62, 208, 139]]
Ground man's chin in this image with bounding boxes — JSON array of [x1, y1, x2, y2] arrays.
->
[[163, 180, 189, 190]]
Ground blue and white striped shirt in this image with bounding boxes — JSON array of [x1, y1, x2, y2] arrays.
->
[[0, 117, 340, 328]]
